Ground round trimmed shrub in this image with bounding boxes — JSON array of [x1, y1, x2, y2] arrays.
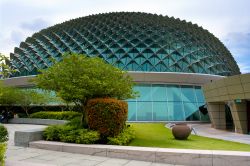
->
[[86, 98, 128, 138]]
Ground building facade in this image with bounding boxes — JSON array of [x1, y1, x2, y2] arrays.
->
[[203, 74, 250, 134], [6, 12, 240, 122]]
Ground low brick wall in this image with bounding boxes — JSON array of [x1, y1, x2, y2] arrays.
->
[[29, 141, 250, 166]]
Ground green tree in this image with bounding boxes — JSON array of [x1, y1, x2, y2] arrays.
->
[[0, 82, 54, 116], [17, 89, 53, 117], [34, 53, 136, 125], [0, 53, 15, 79], [0, 81, 22, 112]]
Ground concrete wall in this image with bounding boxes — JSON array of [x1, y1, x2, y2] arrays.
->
[[203, 74, 250, 103], [203, 73, 250, 134], [207, 103, 226, 130], [228, 101, 248, 134]]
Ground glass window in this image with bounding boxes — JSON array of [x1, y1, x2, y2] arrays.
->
[[200, 113, 210, 121], [181, 85, 196, 102], [183, 102, 200, 121], [153, 101, 168, 121], [194, 87, 205, 103], [167, 101, 184, 121], [151, 84, 167, 101], [134, 85, 151, 101], [137, 102, 152, 121], [126, 84, 206, 122], [198, 102, 210, 121], [166, 85, 182, 102], [128, 101, 136, 121]]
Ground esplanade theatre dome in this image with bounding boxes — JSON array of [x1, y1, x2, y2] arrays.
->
[[9, 12, 240, 122]]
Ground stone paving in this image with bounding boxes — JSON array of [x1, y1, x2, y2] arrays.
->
[[166, 123, 250, 144], [4, 124, 179, 166], [190, 123, 250, 144]]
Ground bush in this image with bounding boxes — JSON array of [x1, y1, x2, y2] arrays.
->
[[43, 125, 65, 141], [0, 125, 8, 166], [60, 128, 100, 144], [86, 98, 128, 139], [43, 124, 100, 144], [0, 143, 6, 166], [107, 126, 135, 145], [30, 111, 81, 120], [0, 125, 8, 143], [66, 117, 83, 128]]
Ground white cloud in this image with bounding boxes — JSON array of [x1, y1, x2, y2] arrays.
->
[[1, 0, 250, 72], [20, 18, 50, 31]]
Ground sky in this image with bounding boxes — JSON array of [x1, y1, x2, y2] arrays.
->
[[0, 0, 250, 73]]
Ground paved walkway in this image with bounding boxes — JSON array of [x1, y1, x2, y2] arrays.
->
[[191, 123, 250, 144], [4, 124, 179, 166], [167, 123, 250, 144]]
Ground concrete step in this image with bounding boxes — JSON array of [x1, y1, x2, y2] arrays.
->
[[29, 140, 250, 166]]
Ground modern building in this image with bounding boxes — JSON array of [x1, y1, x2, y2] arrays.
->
[[5, 12, 241, 122], [203, 73, 250, 134]]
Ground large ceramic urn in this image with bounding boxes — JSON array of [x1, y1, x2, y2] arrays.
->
[[172, 123, 191, 140]]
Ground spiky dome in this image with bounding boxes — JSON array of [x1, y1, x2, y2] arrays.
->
[[10, 12, 240, 77]]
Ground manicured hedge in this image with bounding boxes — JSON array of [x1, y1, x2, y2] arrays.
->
[[43, 124, 100, 144], [86, 98, 128, 138], [30, 111, 81, 120]]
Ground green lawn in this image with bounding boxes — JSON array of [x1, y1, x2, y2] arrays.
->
[[128, 123, 250, 151]]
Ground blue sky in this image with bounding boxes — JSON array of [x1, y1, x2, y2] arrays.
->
[[0, 0, 250, 73]]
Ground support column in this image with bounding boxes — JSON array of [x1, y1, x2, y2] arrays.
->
[[228, 100, 248, 134], [207, 102, 226, 130]]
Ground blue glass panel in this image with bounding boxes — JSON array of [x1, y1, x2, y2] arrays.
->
[[200, 113, 210, 121], [198, 102, 210, 121], [134, 85, 151, 101], [183, 102, 200, 121], [126, 84, 206, 122], [151, 84, 167, 101], [137, 102, 152, 121], [128, 101, 136, 121], [167, 102, 184, 121], [181, 85, 196, 102], [153, 101, 168, 121], [167, 85, 182, 102], [194, 87, 205, 103]]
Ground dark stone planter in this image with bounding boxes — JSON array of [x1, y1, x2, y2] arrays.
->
[[172, 123, 191, 140]]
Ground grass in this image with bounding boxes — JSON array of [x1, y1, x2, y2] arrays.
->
[[128, 123, 250, 151]]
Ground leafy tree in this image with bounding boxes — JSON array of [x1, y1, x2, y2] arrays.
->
[[0, 82, 54, 116], [0, 81, 22, 111], [16, 89, 53, 117], [33, 53, 136, 125], [0, 53, 15, 79]]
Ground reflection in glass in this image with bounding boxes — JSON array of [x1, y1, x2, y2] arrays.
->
[[126, 84, 209, 122]]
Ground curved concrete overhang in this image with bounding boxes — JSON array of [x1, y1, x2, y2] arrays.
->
[[3, 75, 36, 87], [128, 71, 224, 86], [3, 72, 224, 88]]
